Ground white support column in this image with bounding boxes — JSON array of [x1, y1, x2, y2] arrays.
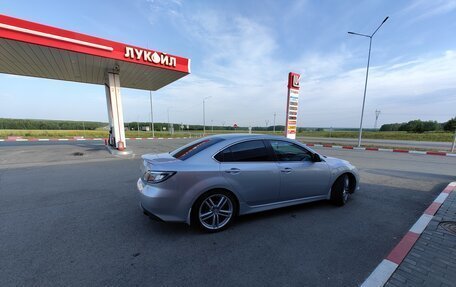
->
[[105, 85, 113, 128], [105, 72, 126, 150]]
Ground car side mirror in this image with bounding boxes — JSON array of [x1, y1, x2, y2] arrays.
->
[[311, 153, 321, 162]]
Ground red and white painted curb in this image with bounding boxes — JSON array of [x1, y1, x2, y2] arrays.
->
[[305, 143, 456, 157], [360, 182, 456, 287], [0, 137, 192, 142]]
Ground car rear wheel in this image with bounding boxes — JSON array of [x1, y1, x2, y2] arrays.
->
[[330, 174, 350, 206], [192, 190, 237, 232]]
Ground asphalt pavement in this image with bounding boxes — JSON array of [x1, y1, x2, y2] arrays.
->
[[1, 139, 455, 286]]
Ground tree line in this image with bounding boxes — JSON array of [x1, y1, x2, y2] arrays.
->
[[1, 118, 285, 132], [0, 118, 106, 130], [125, 122, 286, 132], [380, 118, 456, 133], [2, 117, 454, 133]]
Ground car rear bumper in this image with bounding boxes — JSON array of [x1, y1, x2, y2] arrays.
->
[[139, 202, 164, 222], [136, 178, 189, 223]]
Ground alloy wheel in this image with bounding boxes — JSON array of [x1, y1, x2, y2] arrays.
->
[[198, 194, 233, 230], [342, 175, 350, 202]]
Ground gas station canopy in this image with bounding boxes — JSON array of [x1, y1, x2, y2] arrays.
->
[[0, 14, 191, 150], [0, 14, 190, 90]]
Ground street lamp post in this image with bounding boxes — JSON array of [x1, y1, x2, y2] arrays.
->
[[149, 91, 155, 138], [348, 16, 389, 147], [273, 112, 276, 133], [137, 120, 140, 137], [167, 107, 172, 135], [451, 129, 456, 153], [203, 96, 211, 136]]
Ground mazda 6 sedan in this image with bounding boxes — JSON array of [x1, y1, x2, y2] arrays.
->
[[137, 134, 359, 232]]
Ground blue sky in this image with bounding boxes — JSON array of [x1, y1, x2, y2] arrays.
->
[[1, 0, 455, 128]]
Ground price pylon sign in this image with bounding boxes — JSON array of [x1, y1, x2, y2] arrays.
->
[[285, 72, 300, 139]]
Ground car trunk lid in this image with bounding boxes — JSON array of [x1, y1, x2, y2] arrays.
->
[[141, 153, 180, 173]]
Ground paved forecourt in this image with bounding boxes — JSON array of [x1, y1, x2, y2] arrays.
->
[[384, 183, 456, 287], [0, 139, 455, 286]]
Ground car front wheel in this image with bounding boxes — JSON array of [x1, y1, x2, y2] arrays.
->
[[330, 174, 350, 206], [192, 190, 237, 232]]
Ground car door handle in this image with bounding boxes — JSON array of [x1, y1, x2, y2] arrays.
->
[[280, 167, 292, 173], [225, 168, 241, 174]]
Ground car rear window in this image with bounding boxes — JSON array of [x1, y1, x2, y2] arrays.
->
[[170, 137, 224, 160]]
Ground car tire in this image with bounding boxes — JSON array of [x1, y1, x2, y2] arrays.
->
[[191, 190, 237, 233], [330, 174, 350, 206]]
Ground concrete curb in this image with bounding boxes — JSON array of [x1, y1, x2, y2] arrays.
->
[[360, 182, 456, 287], [105, 145, 135, 158], [304, 143, 456, 157]]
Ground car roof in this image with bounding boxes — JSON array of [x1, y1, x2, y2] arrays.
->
[[212, 133, 290, 141]]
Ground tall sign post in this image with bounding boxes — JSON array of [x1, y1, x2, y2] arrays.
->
[[285, 72, 300, 139]]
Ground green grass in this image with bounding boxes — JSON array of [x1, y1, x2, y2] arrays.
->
[[298, 131, 453, 142], [0, 129, 201, 139], [0, 129, 453, 142]]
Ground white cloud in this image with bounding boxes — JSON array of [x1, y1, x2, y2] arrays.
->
[[402, 0, 456, 23], [145, 0, 183, 24], [122, 4, 456, 128]]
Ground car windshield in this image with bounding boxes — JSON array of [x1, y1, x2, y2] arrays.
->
[[170, 137, 224, 160]]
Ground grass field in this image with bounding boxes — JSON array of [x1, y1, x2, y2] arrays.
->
[[0, 129, 454, 142], [0, 129, 196, 139], [299, 130, 454, 142]]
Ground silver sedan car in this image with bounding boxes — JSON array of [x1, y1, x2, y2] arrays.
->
[[137, 134, 359, 232]]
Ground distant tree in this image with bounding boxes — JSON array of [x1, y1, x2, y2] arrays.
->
[[443, 117, 456, 131], [412, 120, 440, 133], [422, 120, 440, 132], [381, 119, 442, 133], [0, 118, 106, 130], [380, 123, 401, 131]]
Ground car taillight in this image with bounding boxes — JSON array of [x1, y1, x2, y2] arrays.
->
[[142, 171, 176, 184]]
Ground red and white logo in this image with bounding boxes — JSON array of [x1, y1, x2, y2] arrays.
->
[[292, 74, 300, 88], [288, 72, 300, 90]]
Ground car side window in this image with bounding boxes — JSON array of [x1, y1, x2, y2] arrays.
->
[[269, 140, 313, 162], [215, 140, 272, 162], [214, 147, 233, 162]]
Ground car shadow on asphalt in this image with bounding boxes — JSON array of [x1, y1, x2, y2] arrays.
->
[[139, 199, 334, 235], [235, 200, 331, 226]]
